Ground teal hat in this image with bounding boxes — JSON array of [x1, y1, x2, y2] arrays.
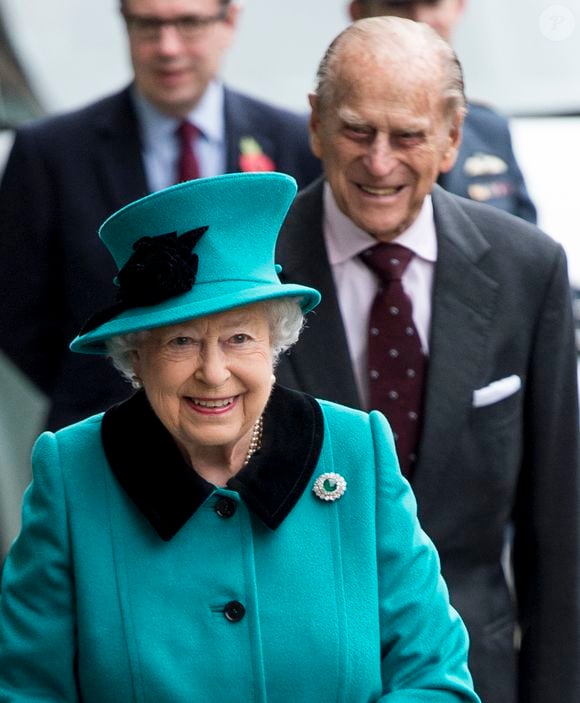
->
[[70, 172, 320, 355]]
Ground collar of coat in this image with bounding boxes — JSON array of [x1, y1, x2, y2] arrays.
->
[[101, 384, 324, 541]]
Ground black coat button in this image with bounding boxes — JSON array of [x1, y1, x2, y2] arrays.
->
[[224, 600, 246, 623], [215, 497, 237, 518]]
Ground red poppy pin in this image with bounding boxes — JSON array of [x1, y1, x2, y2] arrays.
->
[[239, 137, 275, 172]]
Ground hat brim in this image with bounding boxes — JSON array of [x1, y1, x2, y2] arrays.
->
[[70, 279, 320, 355]]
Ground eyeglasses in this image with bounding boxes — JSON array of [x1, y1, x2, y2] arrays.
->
[[123, 9, 227, 41]]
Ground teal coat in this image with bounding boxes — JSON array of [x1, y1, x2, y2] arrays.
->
[[0, 386, 479, 702]]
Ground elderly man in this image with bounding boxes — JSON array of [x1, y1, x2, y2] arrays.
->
[[349, 0, 537, 223], [0, 0, 320, 431], [276, 17, 579, 703]]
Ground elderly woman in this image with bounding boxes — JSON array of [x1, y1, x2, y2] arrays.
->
[[0, 173, 479, 702]]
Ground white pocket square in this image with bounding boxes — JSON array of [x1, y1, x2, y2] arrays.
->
[[472, 375, 522, 408]]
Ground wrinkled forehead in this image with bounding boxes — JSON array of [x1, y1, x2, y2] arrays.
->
[[326, 58, 449, 131], [334, 40, 444, 100], [336, 102, 433, 130], [143, 303, 268, 339]]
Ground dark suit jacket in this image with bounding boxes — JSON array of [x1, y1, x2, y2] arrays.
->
[[0, 86, 321, 430], [439, 101, 537, 223], [275, 178, 580, 703]]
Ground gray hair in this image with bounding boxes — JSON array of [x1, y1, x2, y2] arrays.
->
[[105, 297, 306, 384], [314, 16, 466, 122]]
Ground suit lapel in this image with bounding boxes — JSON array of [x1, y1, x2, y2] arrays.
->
[[223, 88, 242, 173], [223, 88, 282, 175], [277, 180, 361, 408], [93, 87, 149, 209], [413, 186, 499, 492]]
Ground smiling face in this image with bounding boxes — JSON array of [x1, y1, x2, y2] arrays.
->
[[310, 33, 461, 241], [123, 0, 238, 117], [131, 304, 274, 470]]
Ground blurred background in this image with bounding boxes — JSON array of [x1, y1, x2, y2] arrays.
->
[[1, 0, 580, 556]]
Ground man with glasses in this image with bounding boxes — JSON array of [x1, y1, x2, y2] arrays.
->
[[0, 0, 321, 432], [349, 0, 537, 223]]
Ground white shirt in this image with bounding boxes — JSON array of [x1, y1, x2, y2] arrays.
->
[[322, 182, 437, 409], [133, 80, 226, 192]]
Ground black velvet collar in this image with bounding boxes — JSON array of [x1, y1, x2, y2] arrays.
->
[[101, 384, 324, 541]]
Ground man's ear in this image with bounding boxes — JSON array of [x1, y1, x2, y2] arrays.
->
[[308, 93, 323, 160], [439, 109, 464, 173], [349, 1, 364, 21], [216, 0, 241, 51], [223, 1, 241, 29]]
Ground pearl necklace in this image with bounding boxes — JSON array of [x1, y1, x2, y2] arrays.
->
[[243, 415, 263, 466]]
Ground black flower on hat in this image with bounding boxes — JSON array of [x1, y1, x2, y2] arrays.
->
[[116, 226, 208, 306], [79, 226, 208, 335]]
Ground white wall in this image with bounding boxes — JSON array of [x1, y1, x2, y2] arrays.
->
[[454, 0, 580, 115], [511, 117, 580, 286], [222, 1, 347, 112], [2, 0, 130, 113]]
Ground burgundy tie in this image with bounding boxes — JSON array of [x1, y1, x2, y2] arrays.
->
[[176, 120, 200, 183], [360, 243, 427, 476]]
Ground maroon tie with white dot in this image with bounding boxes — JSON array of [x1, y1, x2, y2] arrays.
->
[[360, 243, 427, 476], [176, 120, 200, 183]]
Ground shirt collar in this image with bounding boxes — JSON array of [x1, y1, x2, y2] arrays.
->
[[132, 80, 225, 148], [101, 385, 324, 541], [186, 79, 224, 144], [323, 181, 437, 265]]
